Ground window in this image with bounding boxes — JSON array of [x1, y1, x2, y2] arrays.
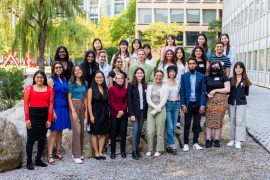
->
[[186, 31, 199, 46], [115, 3, 124, 14], [186, 0, 201, 2], [255, 0, 260, 19], [176, 31, 183, 45], [253, 50, 257, 70], [171, 9, 184, 23], [138, 8, 152, 24], [154, 9, 168, 23], [187, 9, 200, 23], [267, 48, 270, 71], [249, 2, 254, 21], [247, 51, 252, 70], [259, 49, 265, 71], [203, 9, 216, 24]]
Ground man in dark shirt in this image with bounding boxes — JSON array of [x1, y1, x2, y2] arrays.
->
[[209, 42, 231, 77]]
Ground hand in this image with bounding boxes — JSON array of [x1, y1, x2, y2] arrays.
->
[[199, 107, 205, 114], [118, 111, 124, 116], [26, 120, 32, 129], [209, 90, 216, 96], [181, 106, 187, 113], [53, 112, 57, 122], [46, 121, 51, 128], [207, 93, 213, 98], [72, 111, 78, 121], [130, 116, 136, 121], [150, 110, 157, 115], [90, 114, 95, 124], [155, 107, 161, 112]]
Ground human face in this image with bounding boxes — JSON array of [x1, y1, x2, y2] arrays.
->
[[99, 52, 106, 64], [197, 36, 206, 46], [58, 48, 66, 59], [221, 35, 229, 45], [138, 50, 145, 62], [74, 66, 83, 78], [114, 58, 123, 69], [144, 47, 150, 56], [35, 73, 45, 85], [154, 71, 163, 84], [54, 64, 63, 76], [194, 48, 203, 59], [235, 65, 243, 75], [166, 51, 174, 61], [87, 53, 95, 64], [94, 40, 102, 51], [168, 70, 176, 79], [215, 43, 224, 54], [167, 36, 174, 46], [188, 60, 197, 71], [176, 49, 183, 59], [133, 41, 140, 50], [135, 69, 144, 81], [115, 74, 124, 86], [120, 43, 127, 52], [95, 72, 104, 85]]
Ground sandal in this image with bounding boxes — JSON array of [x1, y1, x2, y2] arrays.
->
[[48, 154, 56, 165], [55, 151, 64, 160]]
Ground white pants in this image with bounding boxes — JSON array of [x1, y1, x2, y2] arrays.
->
[[228, 105, 247, 142]]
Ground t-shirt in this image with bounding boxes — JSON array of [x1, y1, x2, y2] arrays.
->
[[67, 81, 88, 99], [209, 54, 231, 72], [108, 70, 127, 86], [197, 60, 206, 75], [151, 85, 162, 104], [205, 75, 229, 93]]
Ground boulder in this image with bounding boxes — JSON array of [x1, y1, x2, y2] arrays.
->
[[0, 118, 23, 172]]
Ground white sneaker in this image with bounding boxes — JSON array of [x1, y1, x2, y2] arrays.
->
[[153, 152, 161, 157], [73, 158, 83, 164], [80, 156, 84, 160], [227, 140, 235, 147], [183, 144, 189, 152], [235, 141, 241, 149], [193, 143, 203, 150], [176, 123, 181, 128], [146, 152, 152, 156]]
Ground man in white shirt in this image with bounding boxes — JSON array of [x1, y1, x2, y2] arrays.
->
[[97, 50, 111, 86]]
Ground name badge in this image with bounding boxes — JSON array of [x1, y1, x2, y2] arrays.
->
[[214, 77, 220, 81], [221, 61, 225, 66], [240, 82, 243, 86], [199, 64, 204, 67]]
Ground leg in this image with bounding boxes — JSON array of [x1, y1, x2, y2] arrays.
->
[[214, 128, 222, 140], [136, 112, 144, 152], [98, 135, 106, 156], [26, 139, 35, 164], [131, 118, 139, 152], [146, 107, 156, 152], [166, 103, 174, 147], [235, 105, 247, 142], [228, 105, 236, 141], [171, 104, 180, 148], [36, 140, 46, 161], [79, 103, 85, 156], [91, 135, 99, 157], [70, 114, 82, 158], [184, 104, 192, 144], [56, 130, 63, 153], [47, 130, 57, 157], [192, 105, 200, 144], [119, 115, 128, 153], [155, 108, 166, 152], [206, 127, 212, 140], [110, 117, 118, 154]]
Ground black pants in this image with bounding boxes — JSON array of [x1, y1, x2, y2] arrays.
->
[[110, 115, 128, 154], [26, 139, 46, 163], [184, 102, 200, 144]]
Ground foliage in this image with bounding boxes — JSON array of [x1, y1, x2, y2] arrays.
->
[[141, 22, 183, 50], [206, 20, 222, 51], [0, 67, 24, 110], [105, 47, 118, 64]]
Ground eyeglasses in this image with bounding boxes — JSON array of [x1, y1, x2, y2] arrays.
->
[[55, 66, 63, 70], [35, 76, 44, 79]]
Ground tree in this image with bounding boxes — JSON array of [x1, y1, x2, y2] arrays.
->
[[206, 19, 222, 48], [141, 22, 183, 50], [11, 0, 84, 70]]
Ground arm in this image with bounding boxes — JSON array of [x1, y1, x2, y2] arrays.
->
[[127, 84, 135, 117], [48, 78, 56, 120], [210, 81, 230, 95], [156, 85, 169, 109], [146, 85, 158, 110], [84, 91, 88, 120], [24, 86, 31, 122], [226, 68, 230, 77], [180, 74, 186, 107], [125, 78, 128, 88], [47, 87, 54, 124], [87, 88, 94, 123], [108, 76, 113, 88], [200, 76, 206, 107], [206, 61, 210, 75], [245, 86, 249, 96]]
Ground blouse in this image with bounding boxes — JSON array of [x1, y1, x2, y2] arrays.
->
[[67, 81, 88, 99], [206, 75, 229, 93], [108, 84, 128, 117]]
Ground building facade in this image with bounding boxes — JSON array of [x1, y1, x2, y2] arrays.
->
[[83, 0, 130, 24], [136, 0, 223, 47], [222, 0, 270, 88]]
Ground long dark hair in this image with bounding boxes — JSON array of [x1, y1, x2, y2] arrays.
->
[[116, 39, 130, 57], [91, 70, 108, 99], [165, 34, 176, 46], [208, 60, 224, 76], [69, 64, 86, 86], [195, 33, 209, 53], [175, 47, 186, 66], [131, 67, 147, 89], [142, 44, 152, 60], [131, 39, 142, 54], [83, 50, 96, 67], [231, 62, 251, 87], [92, 38, 103, 53], [51, 61, 65, 79], [221, 33, 231, 56], [191, 46, 207, 63], [162, 49, 176, 67], [112, 56, 122, 69], [54, 46, 69, 62], [32, 70, 48, 86]]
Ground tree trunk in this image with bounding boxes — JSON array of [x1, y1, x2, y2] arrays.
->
[[38, 0, 45, 71]]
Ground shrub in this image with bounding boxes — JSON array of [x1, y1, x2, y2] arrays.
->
[[0, 67, 24, 110], [105, 47, 118, 64]]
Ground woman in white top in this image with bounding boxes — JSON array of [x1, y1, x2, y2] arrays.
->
[[160, 35, 178, 61], [175, 47, 186, 81], [130, 39, 142, 64], [146, 70, 169, 157], [143, 44, 155, 67], [221, 33, 235, 64], [165, 65, 180, 155], [158, 49, 177, 82]]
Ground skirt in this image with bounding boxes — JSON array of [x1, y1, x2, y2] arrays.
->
[[206, 93, 228, 129], [27, 107, 48, 141]]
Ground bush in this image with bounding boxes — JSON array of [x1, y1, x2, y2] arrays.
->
[[105, 47, 118, 64], [0, 67, 24, 110]]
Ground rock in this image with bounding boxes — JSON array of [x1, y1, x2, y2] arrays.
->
[[0, 118, 23, 172]]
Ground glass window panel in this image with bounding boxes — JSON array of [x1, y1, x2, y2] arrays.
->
[[138, 8, 152, 24], [267, 48, 270, 71], [259, 49, 264, 71], [187, 9, 200, 23], [171, 9, 184, 23], [154, 9, 168, 23], [253, 50, 257, 70], [203, 9, 216, 24], [186, 31, 199, 46]]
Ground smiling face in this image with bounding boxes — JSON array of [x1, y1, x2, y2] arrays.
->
[[95, 72, 104, 85], [215, 43, 224, 54], [197, 35, 206, 46], [167, 36, 174, 46], [168, 69, 176, 79], [176, 49, 183, 59], [138, 50, 146, 62], [99, 52, 107, 64], [120, 43, 127, 52], [144, 47, 150, 56], [133, 40, 140, 50], [34, 73, 45, 85], [194, 48, 203, 59], [135, 69, 144, 81], [114, 58, 123, 69], [74, 66, 83, 78], [235, 65, 243, 75], [165, 50, 174, 61], [94, 40, 102, 51], [87, 53, 95, 64], [221, 35, 229, 45], [58, 48, 67, 60], [54, 63, 63, 76], [188, 60, 197, 71], [115, 73, 124, 86], [154, 71, 163, 84]]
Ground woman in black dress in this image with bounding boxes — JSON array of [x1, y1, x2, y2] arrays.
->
[[87, 71, 110, 160]]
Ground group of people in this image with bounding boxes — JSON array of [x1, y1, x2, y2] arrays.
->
[[24, 33, 251, 170]]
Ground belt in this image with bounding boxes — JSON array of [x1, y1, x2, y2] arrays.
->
[[167, 100, 180, 103]]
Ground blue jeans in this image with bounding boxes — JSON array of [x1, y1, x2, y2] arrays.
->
[[166, 101, 180, 147]]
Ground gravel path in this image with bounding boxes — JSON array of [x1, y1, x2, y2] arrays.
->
[[1, 135, 270, 180]]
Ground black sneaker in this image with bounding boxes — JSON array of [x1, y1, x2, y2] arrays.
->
[[213, 140, 220, 147], [110, 153, 116, 159], [171, 148, 177, 155], [205, 139, 213, 148], [27, 162, 34, 170], [121, 152, 126, 158], [136, 151, 142, 158], [35, 160, 48, 167], [132, 151, 139, 160]]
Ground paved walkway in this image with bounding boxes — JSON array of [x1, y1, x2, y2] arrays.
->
[[246, 85, 270, 152]]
